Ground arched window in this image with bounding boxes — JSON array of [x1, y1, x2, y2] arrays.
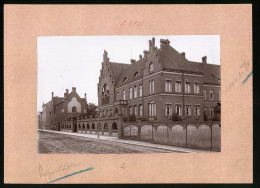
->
[[134, 105, 138, 116], [129, 106, 133, 115], [149, 101, 156, 117], [139, 104, 143, 116], [123, 77, 128, 82], [129, 87, 132, 99], [110, 109, 113, 116], [134, 86, 137, 98], [115, 108, 118, 116], [149, 62, 154, 73], [139, 84, 143, 97], [72, 106, 77, 112], [122, 89, 126, 100], [134, 72, 139, 78]]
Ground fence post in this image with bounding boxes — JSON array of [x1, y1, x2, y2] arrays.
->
[[211, 121, 213, 150], [185, 122, 188, 146], [167, 121, 169, 144], [152, 123, 154, 141]]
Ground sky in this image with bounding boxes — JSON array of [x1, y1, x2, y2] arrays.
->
[[37, 35, 220, 111]]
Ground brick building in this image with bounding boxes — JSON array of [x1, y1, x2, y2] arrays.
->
[[41, 87, 88, 130], [97, 38, 220, 125]]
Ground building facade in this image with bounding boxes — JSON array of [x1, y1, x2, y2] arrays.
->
[[96, 38, 220, 130], [41, 87, 88, 131]]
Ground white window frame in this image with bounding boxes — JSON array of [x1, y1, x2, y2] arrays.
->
[[175, 81, 182, 93], [194, 82, 200, 94], [194, 105, 200, 116], [149, 80, 154, 94], [149, 101, 156, 117], [210, 107, 214, 117], [166, 104, 172, 116], [176, 105, 182, 116], [210, 89, 214, 100], [149, 62, 154, 73], [185, 82, 191, 93], [165, 80, 172, 92], [134, 86, 137, 98], [134, 105, 138, 116], [185, 105, 191, 116], [139, 104, 143, 116], [203, 89, 207, 100], [139, 84, 143, 97], [122, 89, 126, 100], [129, 87, 132, 99]]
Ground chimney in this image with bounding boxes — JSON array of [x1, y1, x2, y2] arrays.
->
[[130, 59, 136, 65], [180, 52, 186, 58], [51, 92, 54, 98], [72, 87, 76, 92], [85, 93, 86, 99], [202, 56, 207, 68], [139, 55, 142, 60], [160, 39, 170, 47]]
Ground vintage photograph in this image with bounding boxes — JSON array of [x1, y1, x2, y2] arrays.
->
[[37, 35, 221, 154]]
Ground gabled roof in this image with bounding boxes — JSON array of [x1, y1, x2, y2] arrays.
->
[[115, 57, 147, 87], [106, 39, 220, 87], [159, 45, 203, 74]]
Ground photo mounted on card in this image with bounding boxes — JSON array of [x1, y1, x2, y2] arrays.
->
[[4, 5, 252, 183]]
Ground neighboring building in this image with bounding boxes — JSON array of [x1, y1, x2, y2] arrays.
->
[[37, 111, 43, 129], [41, 87, 88, 130], [97, 38, 221, 124]]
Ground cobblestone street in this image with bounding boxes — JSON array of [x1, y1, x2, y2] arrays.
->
[[38, 131, 181, 154]]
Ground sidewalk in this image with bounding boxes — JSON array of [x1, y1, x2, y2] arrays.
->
[[38, 129, 214, 153]]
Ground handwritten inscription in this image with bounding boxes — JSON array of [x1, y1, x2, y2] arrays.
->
[[39, 162, 82, 179], [121, 163, 126, 169], [120, 20, 144, 27], [223, 60, 251, 95]]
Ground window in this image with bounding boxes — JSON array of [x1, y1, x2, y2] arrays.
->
[[139, 84, 143, 97], [139, 104, 143, 116], [210, 89, 214, 100], [175, 81, 182, 92], [149, 80, 154, 94], [194, 83, 200, 94], [115, 108, 118, 116], [129, 87, 132, 99], [149, 62, 154, 73], [72, 106, 77, 112], [176, 105, 182, 116], [123, 77, 128, 82], [134, 86, 137, 98], [185, 105, 191, 116], [166, 104, 172, 116], [149, 101, 156, 117], [165, 80, 172, 92], [185, 82, 191, 93], [110, 109, 113, 116], [134, 72, 139, 78], [134, 105, 138, 116], [194, 106, 200, 116], [122, 89, 126, 100], [210, 107, 214, 117], [116, 92, 119, 101], [129, 106, 133, 115], [203, 89, 207, 100], [204, 107, 207, 115]]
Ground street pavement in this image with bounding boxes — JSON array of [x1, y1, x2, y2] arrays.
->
[[38, 129, 213, 153]]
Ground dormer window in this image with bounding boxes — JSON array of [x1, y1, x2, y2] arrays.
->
[[149, 62, 154, 73], [134, 72, 139, 78], [123, 77, 128, 82]]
